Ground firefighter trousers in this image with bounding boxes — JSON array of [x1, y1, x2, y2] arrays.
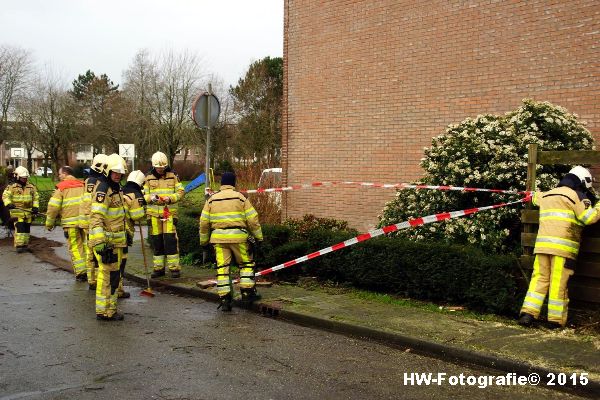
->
[[117, 247, 128, 296], [94, 247, 123, 318], [84, 229, 98, 285], [214, 242, 255, 298], [64, 227, 88, 277], [13, 216, 32, 248], [149, 216, 180, 272], [521, 254, 574, 326]]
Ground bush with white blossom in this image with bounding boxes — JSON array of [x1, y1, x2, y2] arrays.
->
[[378, 99, 594, 253]]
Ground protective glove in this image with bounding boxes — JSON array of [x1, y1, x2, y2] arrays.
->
[[6, 204, 15, 210], [161, 196, 171, 204], [46, 225, 54, 232], [32, 207, 39, 215], [94, 243, 106, 254], [151, 194, 160, 204], [126, 232, 133, 246]]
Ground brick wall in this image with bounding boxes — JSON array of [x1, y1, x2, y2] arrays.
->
[[283, 0, 600, 231]]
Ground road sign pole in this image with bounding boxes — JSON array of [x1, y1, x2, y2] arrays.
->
[[205, 84, 212, 198]]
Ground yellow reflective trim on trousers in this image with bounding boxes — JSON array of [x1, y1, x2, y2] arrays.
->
[[548, 257, 566, 319]]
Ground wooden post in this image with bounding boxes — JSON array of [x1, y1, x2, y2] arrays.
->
[[526, 143, 538, 193]]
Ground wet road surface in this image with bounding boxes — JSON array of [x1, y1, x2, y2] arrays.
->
[[0, 243, 584, 399]]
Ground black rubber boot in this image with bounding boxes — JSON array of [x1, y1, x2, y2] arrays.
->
[[151, 269, 165, 278], [170, 270, 181, 278], [75, 274, 88, 282], [518, 313, 535, 327], [88, 283, 96, 291], [96, 312, 125, 321], [240, 288, 261, 308], [217, 293, 233, 312], [544, 321, 563, 330], [118, 291, 130, 299]]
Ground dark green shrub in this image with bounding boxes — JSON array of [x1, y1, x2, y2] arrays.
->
[[176, 213, 201, 260]]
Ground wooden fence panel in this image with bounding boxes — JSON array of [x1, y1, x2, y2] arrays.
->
[[521, 146, 600, 305]]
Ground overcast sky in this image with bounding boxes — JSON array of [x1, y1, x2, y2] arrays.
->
[[0, 0, 283, 87]]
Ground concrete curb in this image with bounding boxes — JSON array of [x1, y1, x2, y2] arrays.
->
[[123, 270, 600, 398], [37, 248, 598, 399]]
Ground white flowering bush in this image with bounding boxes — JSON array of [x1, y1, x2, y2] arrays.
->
[[379, 99, 594, 253]]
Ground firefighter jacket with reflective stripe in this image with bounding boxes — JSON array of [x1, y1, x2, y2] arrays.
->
[[199, 185, 263, 245], [2, 181, 39, 218], [81, 172, 106, 227], [143, 170, 184, 218], [89, 181, 127, 248], [123, 182, 146, 237], [533, 186, 600, 259], [46, 176, 85, 228]]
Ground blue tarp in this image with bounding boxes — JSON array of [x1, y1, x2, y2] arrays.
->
[[184, 172, 206, 193]]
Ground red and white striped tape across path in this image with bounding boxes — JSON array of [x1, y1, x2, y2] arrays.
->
[[236, 181, 529, 195], [255, 196, 530, 277]]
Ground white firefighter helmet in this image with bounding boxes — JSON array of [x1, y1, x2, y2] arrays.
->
[[151, 151, 168, 168], [106, 153, 127, 175], [14, 166, 29, 178], [127, 170, 146, 187], [91, 153, 108, 175], [569, 166, 593, 189]]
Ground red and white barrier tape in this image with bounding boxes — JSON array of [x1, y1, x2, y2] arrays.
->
[[235, 181, 528, 195], [255, 196, 530, 277]]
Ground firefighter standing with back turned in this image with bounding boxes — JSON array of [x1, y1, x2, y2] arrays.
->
[[2, 166, 39, 252], [81, 153, 108, 290], [519, 166, 600, 329], [45, 166, 88, 281], [199, 172, 263, 311], [144, 151, 185, 278], [89, 154, 128, 321], [118, 169, 147, 298]]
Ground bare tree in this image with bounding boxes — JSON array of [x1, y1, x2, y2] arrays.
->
[[31, 70, 78, 175], [13, 96, 41, 173], [0, 45, 33, 148], [122, 49, 157, 166], [149, 49, 205, 166]]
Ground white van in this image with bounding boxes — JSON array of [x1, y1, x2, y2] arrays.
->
[[258, 168, 282, 207], [258, 168, 282, 188]]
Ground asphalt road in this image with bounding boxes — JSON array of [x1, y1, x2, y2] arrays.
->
[[0, 243, 584, 399]]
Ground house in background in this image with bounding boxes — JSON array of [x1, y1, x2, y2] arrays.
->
[[282, 0, 600, 231]]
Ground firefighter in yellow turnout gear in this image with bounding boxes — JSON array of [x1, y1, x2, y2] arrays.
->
[[89, 154, 128, 321], [117, 170, 147, 298], [519, 166, 600, 328], [45, 166, 88, 280], [81, 154, 109, 290], [199, 172, 263, 311], [2, 166, 39, 252], [144, 152, 185, 278]]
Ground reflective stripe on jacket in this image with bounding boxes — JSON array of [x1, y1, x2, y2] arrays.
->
[[143, 171, 184, 218], [123, 184, 146, 237], [2, 182, 39, 218], [533, 187, 600, 259], [46, 176, 85, 228], [199, 185, 263, 245], [89, 181, 127, 248], [81, 174, 104, 226]]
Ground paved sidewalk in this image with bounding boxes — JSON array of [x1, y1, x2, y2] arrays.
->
[[31, 226, 600, 397]]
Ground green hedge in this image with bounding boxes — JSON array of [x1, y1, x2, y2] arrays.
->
[[176, 218, 524, 315]]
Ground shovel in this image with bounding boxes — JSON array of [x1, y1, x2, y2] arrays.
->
[[138, 222, 154, 297]]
